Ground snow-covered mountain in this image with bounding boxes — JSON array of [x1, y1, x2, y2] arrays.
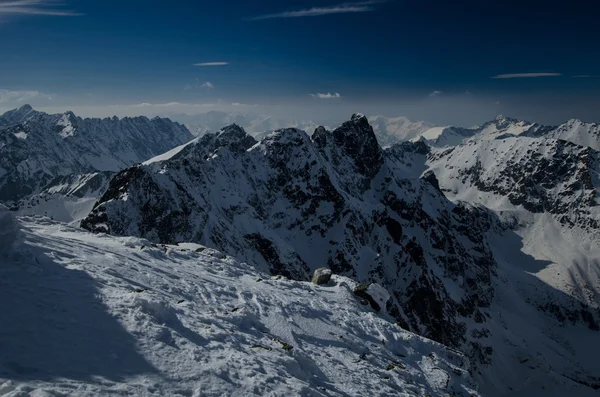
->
[[413, 116, 547, 147], [368, 115, 436, 147], [424, 132, 600, 394], [0, 206, 480, 397], [412, 115, 600, 153], [429, 136, 600, 227], [79, 113, 600, 396], [525, 118, 600, 151], [0, 105, 193, 207]]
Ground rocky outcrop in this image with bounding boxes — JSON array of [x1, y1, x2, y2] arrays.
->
[[311, 268, 332, 285]]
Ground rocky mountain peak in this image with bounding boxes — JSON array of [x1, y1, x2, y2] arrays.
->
[[1, 104, 40, 125], [351, 112, 367, 122], [18, 104, 33, 112], [217, 123, 246, 138], [313, 114, 384, 179], [488, 114, 523, 127], [212, 124, 256, 153]]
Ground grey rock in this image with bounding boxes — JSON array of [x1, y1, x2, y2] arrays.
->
[[312, 268, 332, 285]]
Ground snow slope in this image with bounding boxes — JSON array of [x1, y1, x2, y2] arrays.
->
[[11, 172, 114, 223], [0, 213, 479, 397]]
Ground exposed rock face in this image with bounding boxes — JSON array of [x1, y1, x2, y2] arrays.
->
[[0, 105, 193, 203]]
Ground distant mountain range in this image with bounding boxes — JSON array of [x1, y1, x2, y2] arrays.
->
[[0, 105, 192, 220], [166, 110, 322, 138], [170, 110, 600, 152]]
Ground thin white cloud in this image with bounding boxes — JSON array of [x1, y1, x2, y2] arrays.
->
[[0, 89, 53, 103], [310, 92, 342, 99], [0, 0, 81, 16], [231, 102, 258, 107], [573, 75, 591, 78], [251, 1, 386, 20], [193, 62, 229, 67], [131, 102, 210, 108], [201, 81, 215, 89], [491, 73, 562, 79], [126, 102, 259, 111], [429, 90, 442, 97]]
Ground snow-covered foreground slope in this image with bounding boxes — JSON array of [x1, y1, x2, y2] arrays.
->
[[0, 210, 480, 397]]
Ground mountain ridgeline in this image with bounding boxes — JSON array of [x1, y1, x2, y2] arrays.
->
[[0, 105, 193, 204]]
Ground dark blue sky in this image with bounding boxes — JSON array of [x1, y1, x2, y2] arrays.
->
[[1, 0, 599, 125]]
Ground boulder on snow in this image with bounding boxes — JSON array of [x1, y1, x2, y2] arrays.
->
[[353, 283, 390, 313], [312, 268, 332, 285]]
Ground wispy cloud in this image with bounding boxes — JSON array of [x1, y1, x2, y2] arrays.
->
[[202, 81, 215, 89], [128, 102, 259, 109], [310, 92, 342, 99], [0, 88, 53, 103], [131, 102, 215, 108], [429, 90, 443, 97], [193, 62, 229, 67], [251, 1, 386, 20], [0, 0, 81, 16], [491, 72, 562, 79], [573, 75, 592, 78]]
